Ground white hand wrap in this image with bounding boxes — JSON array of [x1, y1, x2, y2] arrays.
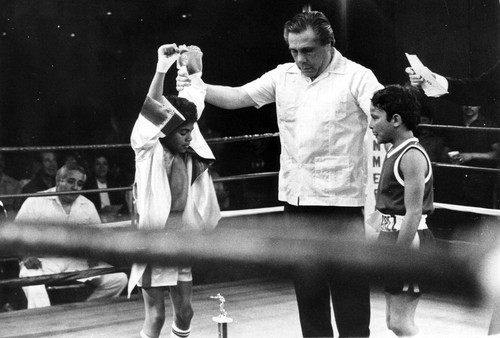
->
[[156, 45, 178, 73]]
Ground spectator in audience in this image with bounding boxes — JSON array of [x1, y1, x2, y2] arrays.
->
[[21, 151, 58, 194], [438, 104, 500, 240], [446, 105, 500, 168], [83, 154, 129, 222], [0, 152, 22, 213], [16, 163, 128, 308]]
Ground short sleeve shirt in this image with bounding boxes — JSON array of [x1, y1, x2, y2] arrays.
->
[[243, 50, 383, 206], [15, 188, 101, 226]]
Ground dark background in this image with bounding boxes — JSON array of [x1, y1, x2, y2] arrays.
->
[[0, 0, 499, 185]]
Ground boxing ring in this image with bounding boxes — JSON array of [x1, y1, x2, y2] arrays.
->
[[1, 126, 500, 337], [0, 210, 495, 337]]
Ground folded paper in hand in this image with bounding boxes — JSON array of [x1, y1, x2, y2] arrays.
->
[[405, 53, 448, 97]]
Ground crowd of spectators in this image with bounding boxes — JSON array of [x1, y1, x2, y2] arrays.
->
[[0, 150, 134, 222], [411, 62, 500, 242], [417, 102, 500, 241], [0, 134, 280, 221]]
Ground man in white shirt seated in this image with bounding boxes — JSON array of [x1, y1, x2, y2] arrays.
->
[[16, 163, 128, 308]]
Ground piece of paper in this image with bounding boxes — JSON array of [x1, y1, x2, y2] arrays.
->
[[405, 53, 448, 96]]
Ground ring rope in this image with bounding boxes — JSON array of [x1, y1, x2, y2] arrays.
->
[[0, 219, 484, 298], [222, 204, 500, 218], [204, 133, 279, 144], [213, 171, 278, 183], [0, 144, 130, 153], [0, 187, 133, 200], [2, 159, 499, 201], [431, 162, 500, 173], [418, 124, 500, 133], [0, 133, 280, 153], [434, 202, 500, 217], [0, 172, 280, 201], [1, 124, 499, 153], [220, 206, 284, 218], [2, 125, 498, 152], [0, 267, 128, 288]]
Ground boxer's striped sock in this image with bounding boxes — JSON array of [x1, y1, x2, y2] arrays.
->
[[170, 322, 190, 338]]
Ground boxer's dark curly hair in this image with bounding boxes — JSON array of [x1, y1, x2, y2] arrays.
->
[[371, 85, 421, 132], [165, 95, 197, 124]]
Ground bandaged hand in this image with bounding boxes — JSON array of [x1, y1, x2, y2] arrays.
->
[[178, 45, 203, 75], [156, 44, 180, 73]]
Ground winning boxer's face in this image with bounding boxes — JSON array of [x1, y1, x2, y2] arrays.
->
[[287, 27, 332, 80], [162, 122, 194, 154]]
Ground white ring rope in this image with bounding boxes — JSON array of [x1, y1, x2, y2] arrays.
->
[[221, 203, 500, 219], [434, 203, 500, 217]]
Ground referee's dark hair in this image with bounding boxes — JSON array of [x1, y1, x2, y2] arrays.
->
[[283, 11, 335, 47]]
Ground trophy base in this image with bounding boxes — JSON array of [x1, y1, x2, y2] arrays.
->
[[212, 316, 233, 323]]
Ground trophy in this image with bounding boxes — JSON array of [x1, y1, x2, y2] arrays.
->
[[211, 293, 233, 338]]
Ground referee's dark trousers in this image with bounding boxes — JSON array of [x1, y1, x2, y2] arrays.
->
[[284, 204, 371, 338]]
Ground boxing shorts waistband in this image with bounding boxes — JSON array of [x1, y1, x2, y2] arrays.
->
[[379, 213, 428, 232]]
